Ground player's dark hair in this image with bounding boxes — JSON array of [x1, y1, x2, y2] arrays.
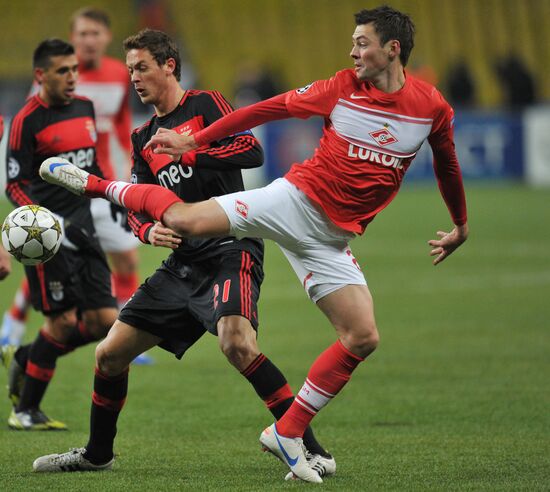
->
[[70, 6, 111, 30], [33, 39, 75, 69], [123, 29, 181, 81], [354, 5, 415, 66]]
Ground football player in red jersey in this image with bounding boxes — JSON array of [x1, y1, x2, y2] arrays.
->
[[2, 39, 118, 430], [33, 29, 333, 477], [40, 7, 469, 482]]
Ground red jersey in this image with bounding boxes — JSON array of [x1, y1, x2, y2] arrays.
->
[[76, 57, 131, 180], [196, 69, 467, 235]]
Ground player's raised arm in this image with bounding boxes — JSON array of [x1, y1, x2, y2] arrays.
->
[[147, 93, 292, 160]]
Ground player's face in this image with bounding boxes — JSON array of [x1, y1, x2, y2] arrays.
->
[[71, 17, 112, 67], [36, 54, 79, 106], [126, 48, 172, 106], [350, 23, 399, 81]]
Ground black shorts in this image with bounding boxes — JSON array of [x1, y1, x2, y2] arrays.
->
[[25, 242, 117, 315], [118, 249, 264, 359]]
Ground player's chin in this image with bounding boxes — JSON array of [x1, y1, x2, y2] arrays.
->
[[138, 94, 152, 104]]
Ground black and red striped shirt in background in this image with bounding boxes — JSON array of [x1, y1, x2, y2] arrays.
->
[[5, 94, 102, 236], [129, 90, 263, 261]]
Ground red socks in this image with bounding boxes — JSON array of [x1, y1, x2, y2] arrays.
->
[[86, 175, 182, 222], [112, 271, 139, 306], [276, 340, 364, 438]]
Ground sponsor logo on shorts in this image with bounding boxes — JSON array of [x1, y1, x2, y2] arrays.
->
[[49, 281, 65, 302], [235, 200, 249, 218], [346, 249, 362, 271], [7, 157, 20, 179]]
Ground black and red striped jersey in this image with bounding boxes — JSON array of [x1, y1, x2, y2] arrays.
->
[[5, 94, 102, 231], [129, 89, 263, 261]]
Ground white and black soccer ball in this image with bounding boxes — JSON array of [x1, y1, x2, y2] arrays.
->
[[1, 205, 63, 266]]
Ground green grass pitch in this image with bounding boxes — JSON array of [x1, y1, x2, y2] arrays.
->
[[0, 184, 548, 490]]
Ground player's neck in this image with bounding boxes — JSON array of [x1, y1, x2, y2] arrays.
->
[[154, 83, 186, 117], [368, 66, 406, 94], [38, 89, 70, 107]]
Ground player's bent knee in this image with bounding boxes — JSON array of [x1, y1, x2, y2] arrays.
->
[[217, 318, 259, 370], [95, 340, 127, 377], [341, 324, 380, 358]]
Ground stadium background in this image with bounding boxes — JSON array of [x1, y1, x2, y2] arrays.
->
[[0, 1, 549, 490]]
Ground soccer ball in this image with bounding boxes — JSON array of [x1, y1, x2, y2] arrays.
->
[[1, 205, 63, 266]]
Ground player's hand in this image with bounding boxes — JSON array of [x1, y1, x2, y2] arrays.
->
[[148, 222, 182, 249], [0, 246, 12, 280], [428, 223, 469, 266], [144, 128, 198, 162]]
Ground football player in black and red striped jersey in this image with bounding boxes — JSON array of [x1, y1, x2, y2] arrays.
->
[[32, 29, 334, 475], [2, 39, 118, 430]]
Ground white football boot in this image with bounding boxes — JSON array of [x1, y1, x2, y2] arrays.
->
[[285, 451, 337, 480], [39, 157, 89, 196], [259, 423, 322, 483], [33, 448, 113, 472]]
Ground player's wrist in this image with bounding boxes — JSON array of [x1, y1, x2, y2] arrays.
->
[[180, 149, 197, 167]]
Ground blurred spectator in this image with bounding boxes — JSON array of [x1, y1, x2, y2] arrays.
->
[[446, 60, 476, 108], [234, 61, 282, 108], [495, 54, 537, 108]]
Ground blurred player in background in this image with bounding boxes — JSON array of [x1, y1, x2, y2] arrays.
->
[[0, 8, 148, 362], [40, 6, 469, 481], [0, 115, 11, 280], [0, 243, 11, 280], [32, 29, 333, 476], [1, 39, 118, 430]]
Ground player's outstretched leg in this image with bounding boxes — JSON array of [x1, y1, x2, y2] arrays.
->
[[40, 157, 90, 195], [40, 157, 181, 223], [259, 423, 322, 483], [33, 448, 114, 472]]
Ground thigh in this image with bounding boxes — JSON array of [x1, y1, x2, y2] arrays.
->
[[213, 178, 306, 248], [279, 241, 366, 301], [189, 249, 264, 335], [91, 198, 140, 253], [316, 284, 377, 338], [99, 319, 161, 366], [118, 259, 206, 359]]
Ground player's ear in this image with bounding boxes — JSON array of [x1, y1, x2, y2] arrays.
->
[[34, 67, 45, 85], [388, 39, 401, 62], [164, 57, 177, 78]]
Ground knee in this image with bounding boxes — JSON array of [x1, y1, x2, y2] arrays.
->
[[45, 310, 79, 342], [340, 322, 380, 359], [95, 340, 126, 377], [217, 319, 258, 370]]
